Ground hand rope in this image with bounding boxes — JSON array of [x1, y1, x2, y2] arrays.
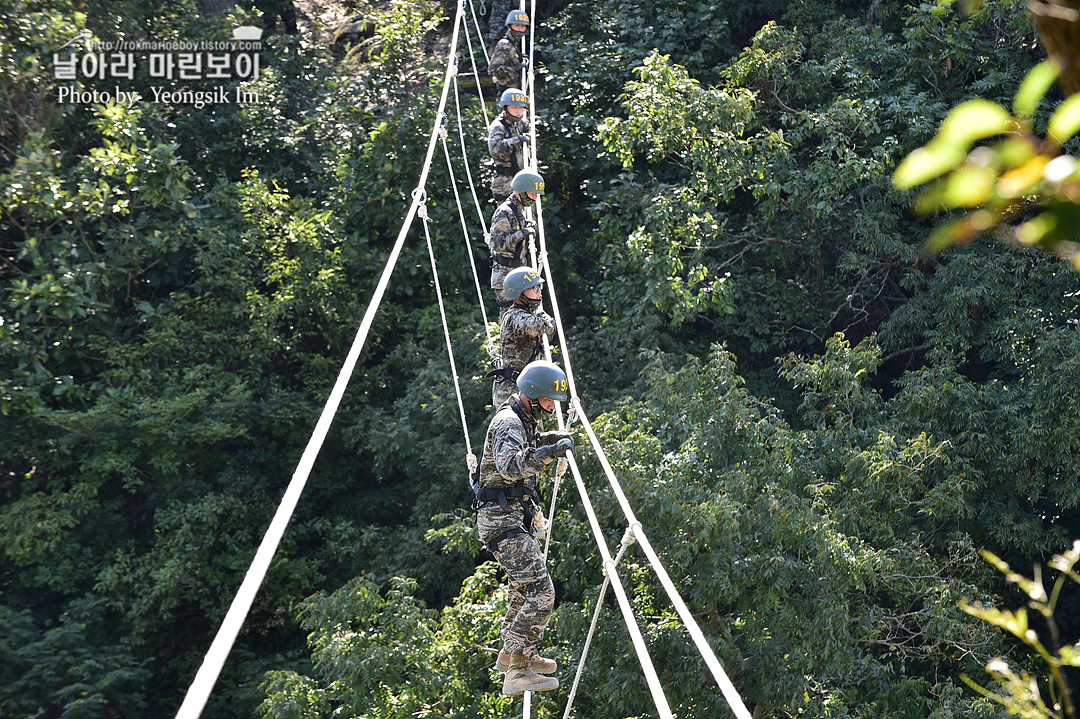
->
[[459, 6, 491, 127], [439, 129, 490, 332], [419, 195, 474, 461], [451, 72, 490, 241], [467, 0, 491, 66]]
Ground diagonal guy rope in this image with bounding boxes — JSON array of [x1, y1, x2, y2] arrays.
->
[[172, 2, 468, 716], [419, 196, 475, 469], [439, 126, 490, 331]]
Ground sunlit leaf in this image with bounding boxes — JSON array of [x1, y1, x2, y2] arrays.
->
[[922, 214, 988, 254], [1018, 211, 1057, 245], [997, 155, 1049, 198], [1047, 93, 1080, 146], [939, 99, 1013, 146], [1013, 59, 1060, 120], [1061, 644, 1080, 667], [943, 165, 998, 207], [893, 141, 966, 190]]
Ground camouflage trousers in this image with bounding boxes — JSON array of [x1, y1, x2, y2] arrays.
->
[[491, 171, 513, 203], [477, 505, 554, 657], [491, 376, 516, 409]]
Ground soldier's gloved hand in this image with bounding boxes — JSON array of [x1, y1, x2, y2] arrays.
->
[[518, 133, 530, 145], [510, 134, 525, 147], [548, 437, 575, 458], [534, 438, 573, 463], [521, 224, 537, 238], [538, 430, 572, 445], [519, 58, 530, 71]]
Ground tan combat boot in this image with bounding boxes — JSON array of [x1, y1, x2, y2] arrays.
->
[[496, 648, 557, 674], [501, 654, 559, 696]]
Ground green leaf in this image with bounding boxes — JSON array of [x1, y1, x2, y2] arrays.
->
[[939, 99, 1012, 146], [1013, 59, 1059, 119], [893, 141, 966, 190], [1047, 93, 1080, 146], [1061, 643, 1080, 667]]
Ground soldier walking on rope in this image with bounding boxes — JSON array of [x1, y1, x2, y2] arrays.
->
[[486, 267, 556, 409], [472, 360, 574, 696], [489, 88, 531, 203], [489, 169, 544, 310], [489, 8, 530, 99]]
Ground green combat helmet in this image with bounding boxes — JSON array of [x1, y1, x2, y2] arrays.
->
[[505, 9, 529, 42], [500, 88, 528, 109], [505, 9, 530, 27], [503, 266, 544, 301], [511, 169, 545, 195], [517, 360, 568, 401]]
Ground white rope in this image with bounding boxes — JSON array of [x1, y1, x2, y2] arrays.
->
[[523, 687, 532, 719], [541, 457, 566, 560], [439, 130, 490, 331], [467, 0, 491, 66], [460, 8, 491, 127], [451, 74, 490, 241], [564, 450, 674, 718], [172, 3, 468, 716], [419, 197, 474, 461], [525, 43, 750, 714], [562, 524, 638, 719], [573, 403, 754, 719]]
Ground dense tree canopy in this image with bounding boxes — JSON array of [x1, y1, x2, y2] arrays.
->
[[2, 0, 1080, 717]]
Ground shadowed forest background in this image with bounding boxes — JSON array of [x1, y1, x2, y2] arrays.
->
[[3, 0, 1080, 716]]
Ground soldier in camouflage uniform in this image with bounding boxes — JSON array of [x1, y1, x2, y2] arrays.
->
[[472, 360, 574, 696], [489, 8, 530, 99], [487, 266, 555, 409], [489, 88, 531, 203], [489, 168, 544, 310]]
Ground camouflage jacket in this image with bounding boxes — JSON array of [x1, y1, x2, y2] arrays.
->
[[488, 113, 529, 176], [489, 34, 524, 87], [478, 395, 545, 492], [499, 303, 554, 375], [488, 194, 529, 264]]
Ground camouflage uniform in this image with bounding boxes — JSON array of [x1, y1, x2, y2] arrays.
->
[[489, 32, 525, 98], [488, 113, 529, 202], [492, 300, 554, 408], [488, 194, 531, 307], [475, 395, 555, 659]]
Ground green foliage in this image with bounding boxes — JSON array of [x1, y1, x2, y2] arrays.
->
[[961, 542, 1080, 718], [260, 569, 514, 718], [3, 0, 1079, 716], [893, 50, 1080, 268]]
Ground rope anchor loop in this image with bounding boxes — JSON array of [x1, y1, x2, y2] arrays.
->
[[412, 188, 428, 219]]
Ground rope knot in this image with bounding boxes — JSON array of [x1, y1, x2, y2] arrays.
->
[[466, 453, 478, 473], [567, 398, 580, 425], [621, 522, 641, 548]]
